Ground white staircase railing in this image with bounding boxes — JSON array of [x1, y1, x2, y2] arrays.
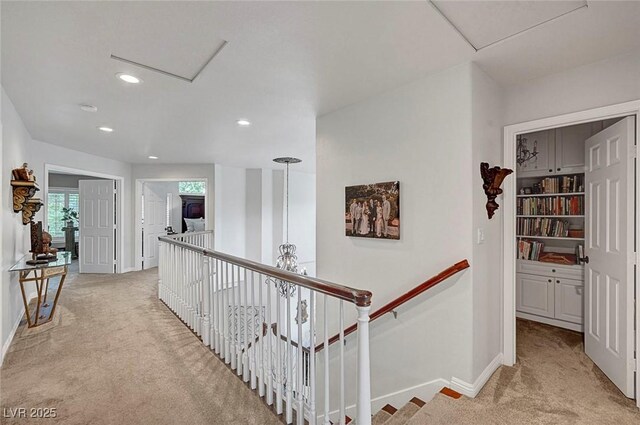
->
[[158, 230, 373, 425]]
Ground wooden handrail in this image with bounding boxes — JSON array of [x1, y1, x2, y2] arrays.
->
[[159, 235, 373, 307], [315, 259, 470, 352]]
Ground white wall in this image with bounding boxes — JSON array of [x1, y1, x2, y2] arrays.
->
[[470, 64, 505, 378], [31, 139, 133, 270], [505, 48, 640, 125], [287, 170, 316, 276], [1, 88, 32, 361], [48, 173, 105, 189], [215, 165, 247, 257], [316, 63, 475, 407]]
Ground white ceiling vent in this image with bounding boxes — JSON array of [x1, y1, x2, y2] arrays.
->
[[431, 1, 588, 51]]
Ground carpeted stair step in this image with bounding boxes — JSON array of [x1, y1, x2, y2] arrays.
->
[[372, 404, 397, 424], [383, 397, 425, 425], [406, 392, 472, 425]]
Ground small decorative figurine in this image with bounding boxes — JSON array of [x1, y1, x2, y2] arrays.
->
[[480, 162, 513, 219]]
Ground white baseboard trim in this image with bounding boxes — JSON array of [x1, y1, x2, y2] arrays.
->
[[121, 267, 138, 274], [317, 378, 449, 422], [516, 311, 583, 332], [450, 353, 503, 398], [1, 291, 36, 366]]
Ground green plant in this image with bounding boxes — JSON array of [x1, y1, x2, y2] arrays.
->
[[62, 207, 79, 224]]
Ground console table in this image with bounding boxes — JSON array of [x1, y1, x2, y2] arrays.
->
[[9, 252, 71, 328]]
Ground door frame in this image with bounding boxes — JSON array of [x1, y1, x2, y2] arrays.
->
[[502, 100, 640, 406], [134, 178, 210, 271], [44, 164, 124, 273]]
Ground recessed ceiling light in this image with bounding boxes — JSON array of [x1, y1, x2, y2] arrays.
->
[[98, 126, 113, 133], [79, 104, 98, 112], [148, 156, 158, 160], [116, 73, 142, 84], [237, 119, 251, 126]]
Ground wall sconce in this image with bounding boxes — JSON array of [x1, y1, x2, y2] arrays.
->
[[480, 162, 513, 219]]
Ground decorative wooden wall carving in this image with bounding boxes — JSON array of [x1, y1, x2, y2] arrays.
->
[[11, 163, 43, 224], [480, 162, 513, 219]]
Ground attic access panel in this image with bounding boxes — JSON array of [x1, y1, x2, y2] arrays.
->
[[110, 24, 227, 82], [431, 0, 587, 51]]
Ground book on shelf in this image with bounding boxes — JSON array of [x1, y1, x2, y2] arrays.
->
[[517, 217, 571, 237], [539, 175, 583, 194], [575, 244, 584, 265], [517, 195, 583, 215], [518, 239, 544, 261]]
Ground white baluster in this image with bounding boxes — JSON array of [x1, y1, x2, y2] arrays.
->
[[323, 295, 330, 425], [296, 288, 304, 425], [243, 268, 250, 382], [212, 256, 218, 352], [286, 283, 293, 424], [258, 272, 265, 398], [266, 274, 274, 405], [224, 262, 230, 364], [202, 255, 211, 346], [276, 281, 283, 414], [158, 242, 163, 300], [250, 270, 257, 390], [231, 265, 237, 371], [339, 300, 345, 425], [356, 305, 372, 425], [236, 266, 242, 375], [214, 259, 221, 354], [309, 291, 316, 425]]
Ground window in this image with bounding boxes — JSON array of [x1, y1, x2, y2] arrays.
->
[[179, 181, 205, 195], [47, 188, 79, 241]]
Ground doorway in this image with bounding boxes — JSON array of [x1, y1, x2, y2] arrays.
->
[[44, 164, 124, 274], [502, 101, 640, 408], [135, 179, 209, 270]]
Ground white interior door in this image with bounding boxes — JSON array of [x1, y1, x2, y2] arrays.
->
[[584, 116, 635, 398], [79, 179, 115, 274], [143, 183, 167, 269]]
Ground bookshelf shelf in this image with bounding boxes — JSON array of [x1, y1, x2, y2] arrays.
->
[[516, 215, 584, 218], [517, 192, 584, 198], [517, 235, 585, 241]]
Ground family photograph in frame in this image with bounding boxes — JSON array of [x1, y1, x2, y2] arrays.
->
[[345, 181, 400, 240]]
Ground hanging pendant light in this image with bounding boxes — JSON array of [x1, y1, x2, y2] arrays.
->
[[271, 157, 304, 297]]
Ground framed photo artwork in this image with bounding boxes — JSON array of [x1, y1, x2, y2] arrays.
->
[[345, 181, 400, 240]]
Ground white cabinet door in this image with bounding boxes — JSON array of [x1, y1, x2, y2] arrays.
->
[[554, 278, 583, 324], [516, 273, 555, 318], [584, 116, 635, 398], [517, 130, 555, 177], [555, 123, 589, 174]]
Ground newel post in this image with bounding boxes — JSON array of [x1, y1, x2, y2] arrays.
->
[[202, 256, 211, 346], [356, 305, 372, 425]]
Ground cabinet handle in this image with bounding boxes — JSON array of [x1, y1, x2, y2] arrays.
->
[[548, 279, 552, 282], [556, 280, 560, 283], [549, 169, 553, 172], [557, 168, 561, 171], [552, 269, 556, 273]]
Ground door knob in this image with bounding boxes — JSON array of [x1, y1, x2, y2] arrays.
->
[[579, 256, 589, 264]]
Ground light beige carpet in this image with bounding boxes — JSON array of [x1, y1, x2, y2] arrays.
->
[[0, 268, 283, 425], [408, 319, 640, 425]]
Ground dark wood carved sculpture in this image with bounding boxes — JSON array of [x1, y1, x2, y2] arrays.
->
[[27, 221, 58, 264], [480, 162, 513, 219]]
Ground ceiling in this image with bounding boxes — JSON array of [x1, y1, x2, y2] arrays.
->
[[2, 1, 639, 172]]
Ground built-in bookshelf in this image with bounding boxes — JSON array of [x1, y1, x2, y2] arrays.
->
[[516, 173, 585, 263]]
